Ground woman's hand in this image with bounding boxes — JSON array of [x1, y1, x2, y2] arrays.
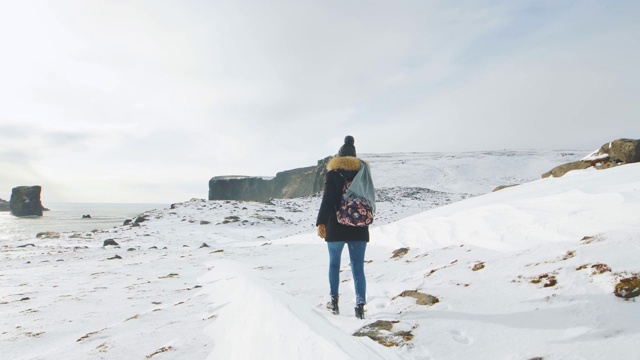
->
[[317, 224, 326, 239]]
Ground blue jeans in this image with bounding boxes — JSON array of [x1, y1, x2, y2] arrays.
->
[[327, 241, 367, 305]]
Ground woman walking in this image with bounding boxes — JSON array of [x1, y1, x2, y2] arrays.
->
[[316, 135, 375, 319]]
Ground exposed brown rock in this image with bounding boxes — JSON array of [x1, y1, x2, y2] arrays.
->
[[493, 184, 519, 192], [614, 277, 640, 299], [391, 248, 410, 259], [36, 231, 60, 239], [531, 273, 558, 287], [598, 138, 640, 163], [591, 263, 611, 275], [395, 290, 439, 306], [542, 160, 593, 178]]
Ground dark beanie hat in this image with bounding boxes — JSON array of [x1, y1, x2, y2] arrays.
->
[[338, 135, 356, 157]]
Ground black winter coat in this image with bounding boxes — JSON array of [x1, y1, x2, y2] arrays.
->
[[316, 156, 370, 242]]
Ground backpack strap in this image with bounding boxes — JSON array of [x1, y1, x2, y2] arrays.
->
[[333, 171, 349, 212]]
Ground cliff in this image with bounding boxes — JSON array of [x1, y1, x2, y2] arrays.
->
[[209, 157, 331, 202]]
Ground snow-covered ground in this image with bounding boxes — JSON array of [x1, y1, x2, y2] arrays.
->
[[3, 150, 640, 360]]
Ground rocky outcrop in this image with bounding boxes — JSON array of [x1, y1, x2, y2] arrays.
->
[[353, 320, 414, 347], [209, 157, 331, 202], [542, 160, 594, 178], [542, 139, 640, 178], [601, 138, 640, 163], [9, 186, 45, 217], [0, 198, 9, 211]]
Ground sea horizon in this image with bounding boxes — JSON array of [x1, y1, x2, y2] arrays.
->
[[0, 202, 166, 244]]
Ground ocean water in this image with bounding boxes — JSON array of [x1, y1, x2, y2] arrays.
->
[[0, 202, 165, 243]]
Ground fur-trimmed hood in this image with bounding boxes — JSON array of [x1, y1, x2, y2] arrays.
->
[[327, 156, 361, 171]]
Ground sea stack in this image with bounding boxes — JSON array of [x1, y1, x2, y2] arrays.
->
[[0, 198, 9, 211], [9, 186, 45, 217]]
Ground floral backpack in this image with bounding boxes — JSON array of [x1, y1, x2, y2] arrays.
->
[[335, 173, 374, 227]]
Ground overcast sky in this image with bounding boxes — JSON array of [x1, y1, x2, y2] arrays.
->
[[1, 0, 639, 204]]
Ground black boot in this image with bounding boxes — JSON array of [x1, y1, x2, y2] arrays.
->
[[326, 295, 339, 315], [355, 303, 365, 319]]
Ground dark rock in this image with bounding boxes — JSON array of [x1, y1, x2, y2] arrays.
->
[[199, 243, 210, 248], [17, 243, 35, 248], [82, 214, 91, 219], [9, 186, 45, 216], [123, 219, 132, 226], [133, 216, 146, 224], [149, 246, 158, 249], [0, 198, 9, 211], [222, 216, 240, 224], [107, 255, 122, 260], [103, 239, 119, 246], [208, 156, 332, 202], [127, 248, 136, 251], [200, 220, 211, 225], [159, 273, 179, 279]]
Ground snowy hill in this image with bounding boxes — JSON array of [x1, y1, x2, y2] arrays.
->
[[3, 150, 640, 360], [362, 150, 583, 194]]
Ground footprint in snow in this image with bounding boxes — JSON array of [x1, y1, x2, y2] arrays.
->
[[450, 329, 472, 345]]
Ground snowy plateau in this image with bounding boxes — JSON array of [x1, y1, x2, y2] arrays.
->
[[2, 150, 640, 360]]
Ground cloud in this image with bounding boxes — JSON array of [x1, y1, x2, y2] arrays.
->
[[0, 0, 638, 202], [354, 2, 640, 152]]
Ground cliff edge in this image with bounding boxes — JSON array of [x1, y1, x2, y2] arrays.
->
[[209, 157, 331, 202]]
